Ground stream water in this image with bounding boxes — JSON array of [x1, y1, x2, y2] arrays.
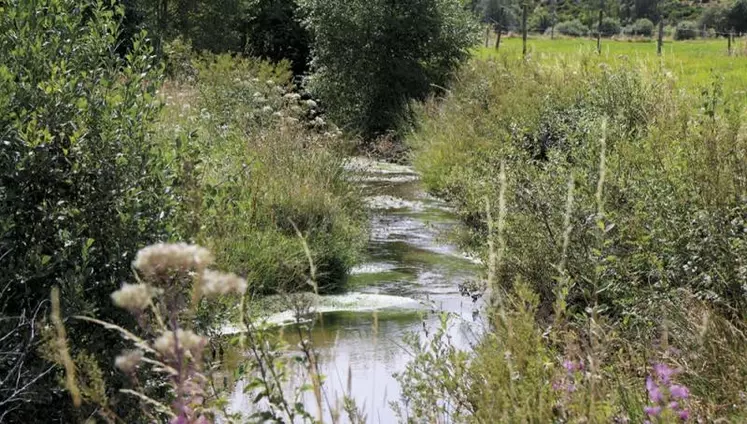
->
[[229, 158, 484, 422]]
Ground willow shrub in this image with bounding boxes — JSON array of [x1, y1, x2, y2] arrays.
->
[[157, 54, 367, 296], [0, 0, 172, 421]]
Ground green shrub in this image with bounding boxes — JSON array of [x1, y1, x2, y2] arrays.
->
[[698, 6, 728, 33], [555, 19, 590, 37], [0, 0, 169, 421], [595, 17, 621, 37], [300, 0, 478, 140], [728, 0, 747, 33], [410, 56, 747, 324], [625, 18, 655, 37], [675, 20, 699, 40], [157, 54, 368, 295], [243, 0, 311, 75]]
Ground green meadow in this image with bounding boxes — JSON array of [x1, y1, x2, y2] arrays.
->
[[477, 36, 747, 97]]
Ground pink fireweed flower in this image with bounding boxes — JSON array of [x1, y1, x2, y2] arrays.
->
[[670, 385, 689, 400], [678, 409, 690, 420], [644, 406, 662, 416], [653, 363, 676, 383], [646, 376, 663, 403]]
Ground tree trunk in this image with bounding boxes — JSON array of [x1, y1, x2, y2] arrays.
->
[[485, 26, 490, 48], [496, 26, 502, 50]]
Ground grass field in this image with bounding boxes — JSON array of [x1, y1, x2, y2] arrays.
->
[[476, 37, 747, 98]]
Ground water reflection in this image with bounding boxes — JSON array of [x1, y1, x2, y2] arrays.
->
[[229, 159, 484, 422]]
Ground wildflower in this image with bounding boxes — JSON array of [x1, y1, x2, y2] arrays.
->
[[670, 385, 689, 400], [201, 270, 247, 297], [678, 409, 690, 420], [111, 283, 154, 313], [654, 363, 676, 383], [115, 350, 144, 373], [646, 376, 663, 402], [154, 330, 207, 359], [306, 99, 318, 109], [261, 106, 273, 114], [133, 243, 213, 280], [644, 406, 662, 416]]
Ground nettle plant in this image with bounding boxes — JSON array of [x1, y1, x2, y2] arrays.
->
[[77, 243, 247, 423]]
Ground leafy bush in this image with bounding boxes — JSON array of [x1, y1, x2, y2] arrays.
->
[[728, 0, 747, 33], [555, 19, 589, 37], [408, 55, 747, 421], [675, 20, 699, 40], [300, 0, 478, 139], [157, 54, 368, 295], [698, 6, 728, 33], [410, 56, 746, 326], [596, 17, 621, 37], [0, 0, 169, 421], [625, 18, 655, 37], [243, 0, 311, 75]]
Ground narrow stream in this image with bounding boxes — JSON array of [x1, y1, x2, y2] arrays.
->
[[230, 158, 484, 422]]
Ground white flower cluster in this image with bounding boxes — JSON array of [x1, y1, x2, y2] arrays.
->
[[201, 269, 247, 297], [154, 329, 207, 359], [111, 283, 155, 313], [115, 349, 144, 373], [133, 243, 214, 280]]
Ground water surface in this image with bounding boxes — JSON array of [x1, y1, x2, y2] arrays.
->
[[230, 158, 484, 422]]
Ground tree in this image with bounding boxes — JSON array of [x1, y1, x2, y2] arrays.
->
[[479, 0, 520, 49], [727, 0, 747, 33], [300, 0, 478, 139], [0, 1, 168, 420], [243, 0, 311, 75]]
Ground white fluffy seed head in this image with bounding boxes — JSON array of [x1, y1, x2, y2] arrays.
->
[[201, 270, 248, 298], [115, 350, 143, 373], [111, 283, 154, 313], [133, 243, 214, 281], [153, 329, 207, 359]]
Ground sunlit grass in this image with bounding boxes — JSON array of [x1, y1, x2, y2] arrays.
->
[[475, 36, 747, 99]]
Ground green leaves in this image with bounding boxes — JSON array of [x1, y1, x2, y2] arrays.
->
[[301, 0, 478, 139]]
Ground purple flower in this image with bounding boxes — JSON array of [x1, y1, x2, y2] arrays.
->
[[654, 363, 676, 383], [563, 359, 578, 373], [669, 401, 679, 410], [646, 377, 663, 403], [678, 409, 690, 420], [670, 384, 689, 400], [644, 406, 662, 416]]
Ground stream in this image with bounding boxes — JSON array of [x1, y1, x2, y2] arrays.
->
[[229, 158, 484, 422]]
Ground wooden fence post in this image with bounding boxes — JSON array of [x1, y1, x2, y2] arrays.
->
[[657, 20, 664, 56], [522, 0, 528, 58]]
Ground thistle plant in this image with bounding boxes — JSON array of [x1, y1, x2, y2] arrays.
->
[[72, 243, 247, 423], [643, 363, 691, 422]]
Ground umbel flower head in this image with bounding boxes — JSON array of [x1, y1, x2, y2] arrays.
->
[[111, 283, 155, 313], [154, 329, 207, 359], [115, 350, 144, 374], [201, 269, 248, 297], [134, 243, 214, 280]]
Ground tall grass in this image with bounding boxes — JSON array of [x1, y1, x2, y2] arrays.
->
[[156, 54, 368, 296], [403, 51, 747, 421]]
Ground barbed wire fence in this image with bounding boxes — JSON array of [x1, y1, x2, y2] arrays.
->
[[481, 23, 747, 56]]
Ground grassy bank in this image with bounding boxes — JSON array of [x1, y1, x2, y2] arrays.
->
[[405, 50, 747, 420], [156, 55, 368, 296]]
